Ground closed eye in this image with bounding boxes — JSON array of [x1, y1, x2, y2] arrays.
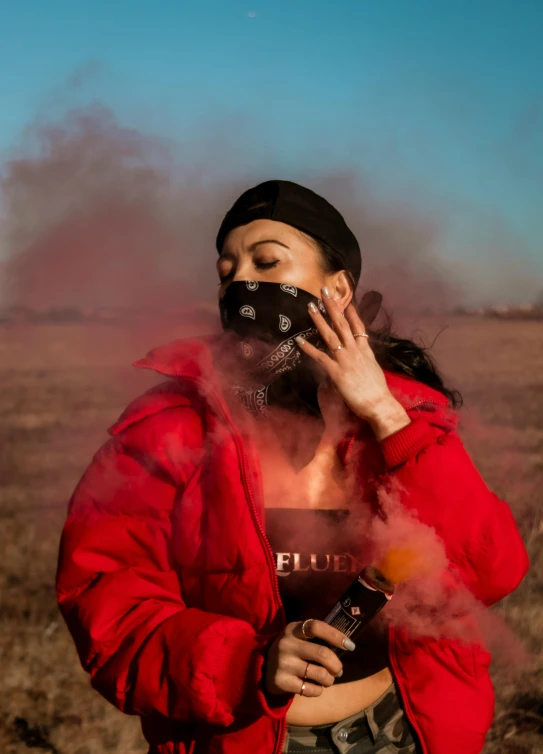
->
[[217, 260, 279, 285]]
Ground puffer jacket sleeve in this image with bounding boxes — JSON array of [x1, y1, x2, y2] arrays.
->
[[56, 404, 292, 727], [376, 404, 530, 606]]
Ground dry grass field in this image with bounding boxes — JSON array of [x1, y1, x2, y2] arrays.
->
[[0, 317, 541, 754]]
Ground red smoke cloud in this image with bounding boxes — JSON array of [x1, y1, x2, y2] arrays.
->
[[1, 103, 462, 317], [1, 106, 208, 311]]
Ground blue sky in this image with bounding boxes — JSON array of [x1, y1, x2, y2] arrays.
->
[[0, 0, 542, 302]]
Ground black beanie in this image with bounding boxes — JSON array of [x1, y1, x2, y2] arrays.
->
[[216, 180, 362, 285]]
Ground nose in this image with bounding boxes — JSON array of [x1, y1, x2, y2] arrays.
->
[[231, 259, 254, 283]]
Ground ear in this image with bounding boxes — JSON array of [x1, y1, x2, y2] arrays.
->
[[330, 270, 353, 311]]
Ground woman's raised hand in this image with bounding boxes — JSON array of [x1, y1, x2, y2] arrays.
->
[[264, 619, 353, 697], [295, 291, 393, 423], [295, 289, 413, 441]]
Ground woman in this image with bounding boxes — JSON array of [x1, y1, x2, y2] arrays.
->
[[56, 180, 529, 754]]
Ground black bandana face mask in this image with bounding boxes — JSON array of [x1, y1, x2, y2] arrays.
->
[[218, 280, 330, 418]]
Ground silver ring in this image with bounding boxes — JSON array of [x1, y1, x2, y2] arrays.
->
[[299, 680, 306, 696], [353, 333, 369, 339], [300, 619, 313, 639], [332, 344, 343, 352], [304, 661, 310, 678]]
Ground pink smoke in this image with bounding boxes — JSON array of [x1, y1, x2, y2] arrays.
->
[[1, 104, 463, 319], [368, 476, 531, 672]]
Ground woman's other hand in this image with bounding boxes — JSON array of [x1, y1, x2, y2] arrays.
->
[[264, 619, 352, 696]]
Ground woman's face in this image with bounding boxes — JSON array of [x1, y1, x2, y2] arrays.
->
[[217, 219, 351, 305]]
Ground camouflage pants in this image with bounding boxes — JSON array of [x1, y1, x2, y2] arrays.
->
[[282, 681, 420, 753]]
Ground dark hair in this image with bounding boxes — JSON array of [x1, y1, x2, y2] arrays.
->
[[313, 238, 463, 410]]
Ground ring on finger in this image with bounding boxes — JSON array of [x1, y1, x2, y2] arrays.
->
[[303, 661, 310, 679], [353, 333, 369, 339], [299, 680, 306, 696]]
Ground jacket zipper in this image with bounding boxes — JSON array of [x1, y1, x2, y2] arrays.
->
[[135, 365, 287, 754], [232, 430, 285, 613], [231, 429, 288, 754]]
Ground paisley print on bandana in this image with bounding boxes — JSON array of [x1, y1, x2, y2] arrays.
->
[[241, 342, 253, 359], [279, 314, 292, 332], [240, 305, 256, 319], [280, 284, 298, 297], [230, 383, 271, 418]]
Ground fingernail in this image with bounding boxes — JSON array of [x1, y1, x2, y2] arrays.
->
[[322, 286, 331, 298], [295, 336, 306, 347], [308, 302, 318, 314], [336, 669, 343, 678], [343, 638, 356, 651]]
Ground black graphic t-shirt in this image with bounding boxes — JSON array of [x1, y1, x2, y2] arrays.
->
[[265, 507, 389, 683]]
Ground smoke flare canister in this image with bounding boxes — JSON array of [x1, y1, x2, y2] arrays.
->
[[311, 565, 395, 657]]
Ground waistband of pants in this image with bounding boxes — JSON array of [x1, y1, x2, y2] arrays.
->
[[286, 680, 399, 736]]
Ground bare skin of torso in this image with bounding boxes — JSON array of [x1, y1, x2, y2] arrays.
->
[[251, 415, 393, 726]]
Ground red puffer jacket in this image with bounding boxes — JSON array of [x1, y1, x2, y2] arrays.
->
[[56, 337, 529, 754]]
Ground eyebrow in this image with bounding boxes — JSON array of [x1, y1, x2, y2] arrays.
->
[[218, 238, 290, 263], [248, 239, 289, 251]]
